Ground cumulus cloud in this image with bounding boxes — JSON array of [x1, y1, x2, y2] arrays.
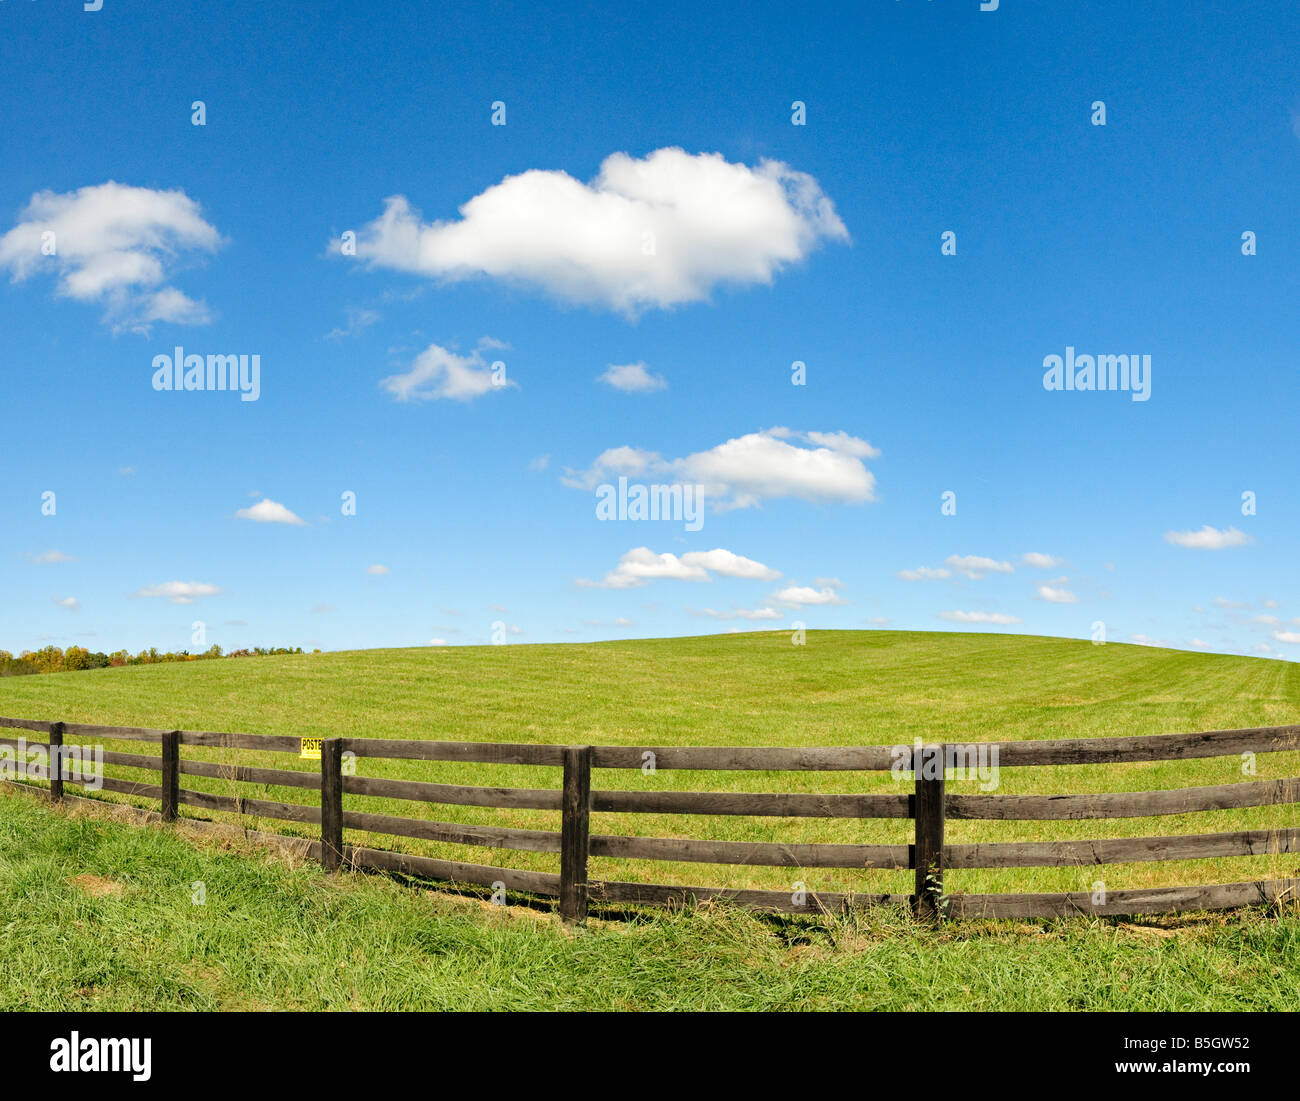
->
[[1035, 584, 1079, 604], [599, 362, 666, 393], [0, 181, 221, 332], [366, 564, 390, 575], [773, 584, 847, 607], [132, 581, 222, 605], [1164, 526, 1253, 550], [236, 498, 307, 526], [689, 606, 785, 621], [945, 555, 1015, 579], [563, 427, 878, 509], [579, 548, 707, 588], [1021, 552, 1064, 569], [578, 548, 700, 589], [346, 147, 848, 314], [679, 549, 780, 581], [31, 550, 76, 564], [381, 339, 512, 402], [938, 610, 1021, 625], [1272, 630, 1300, 644], [52, 596, 79, 611], [576, 546, 779, 590], [897, 566, 951, 582]]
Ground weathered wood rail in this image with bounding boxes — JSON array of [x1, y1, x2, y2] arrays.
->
[[2, 714, 1298, 924]]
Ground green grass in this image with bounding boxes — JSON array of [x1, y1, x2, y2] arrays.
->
[[2, 786, 1298, 1011], [1, 629, 1299, 1009]]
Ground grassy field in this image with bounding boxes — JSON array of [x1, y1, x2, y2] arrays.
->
[[2, 629, 1298, 1010], [1, 630, 1297, 896]]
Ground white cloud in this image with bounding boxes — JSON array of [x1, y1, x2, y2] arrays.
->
[[945, 555, 1015, 579], [561, 445, 661, 490], [897, 566, 951, 582], [31, 550, 76, 564], [679, 549, 780, 581], [1164, 526, 1253, 550], [1272, 630, 1300, 644], [576, 546, 781, 590], [236, 498, 307, 526], [347, 147, 848, 314], [0, 181, 221, 332], [325, 307, 381, 341], [52, 596, 79, 611], [802, 431, 879, 458], [599, 362, 666, 393], [577, 548, 711, 589], [1035, 585, 1079, 604], [381, 339, 512, 402], [1129, 634, 1164, 647], [429, 638, 447, 646], [132, 581, 222, 605], [689, 606, 784, 621], [773, 585, 847, 607], [563, 427, 878, 509], [938, 610, 1021, 625], [613, 617, 634, 627], [366, 564, 390, 575], [528, 454, 550, 471], [1021, 552, 1064, 569]]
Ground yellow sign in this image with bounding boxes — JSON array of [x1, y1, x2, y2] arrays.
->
[[300, 738, 322, 760]]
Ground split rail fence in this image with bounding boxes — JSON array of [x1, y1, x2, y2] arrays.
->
[[2, 715, 1299, 923]]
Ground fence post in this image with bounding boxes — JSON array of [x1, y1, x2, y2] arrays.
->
[[559, 745, 593, 925], [48, 722, 64, 803], [320, 738, 344, 873], [160, 730, 180, 821], [913, 742, 946, 922]]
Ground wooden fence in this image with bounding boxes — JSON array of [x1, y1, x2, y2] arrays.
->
[[2, 715, 1299, 923]]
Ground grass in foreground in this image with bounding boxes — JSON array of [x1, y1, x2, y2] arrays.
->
[[3, 786, 1298, 1012]]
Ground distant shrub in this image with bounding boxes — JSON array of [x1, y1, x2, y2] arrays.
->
[[0, 644, 304, 676]]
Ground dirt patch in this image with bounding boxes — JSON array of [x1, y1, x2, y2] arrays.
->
[[69, 873, 124, 898]]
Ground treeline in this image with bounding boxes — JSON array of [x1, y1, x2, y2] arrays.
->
[[0, 645, 313, 677]]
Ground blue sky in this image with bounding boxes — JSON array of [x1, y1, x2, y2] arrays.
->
[[2, 0, 1298, 658]]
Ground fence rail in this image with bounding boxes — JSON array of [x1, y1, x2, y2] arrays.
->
[[2, 717, 1299, 923]]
